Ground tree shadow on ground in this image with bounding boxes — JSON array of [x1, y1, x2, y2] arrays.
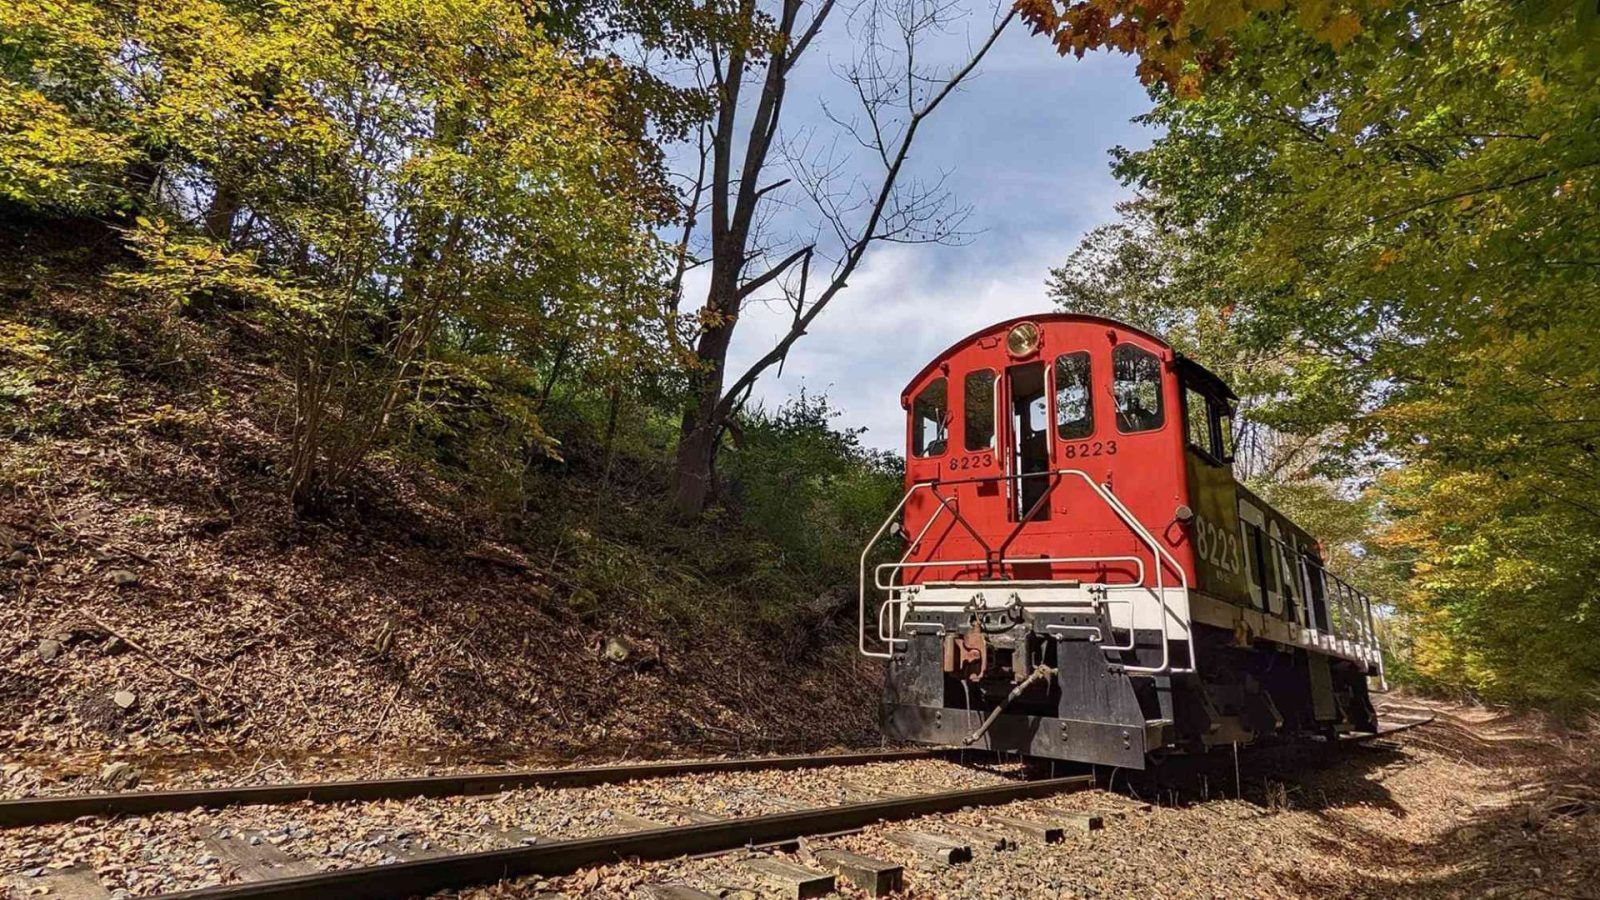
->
[[1106, 738, 1416, 816], [1103, 711, 1598, 899], [1279, 754, 1599, 898]]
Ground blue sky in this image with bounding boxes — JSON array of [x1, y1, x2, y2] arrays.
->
[[684, 11, 1157, 452]]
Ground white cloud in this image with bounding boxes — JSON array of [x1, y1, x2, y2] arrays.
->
[[725, 231, 1093, 451], [671, 35, 1155, 453]]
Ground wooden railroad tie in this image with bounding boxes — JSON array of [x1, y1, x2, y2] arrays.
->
[[482, 825, 541, 847], [642, 886, 719, 900], [610, 811, 673, 831], [882, 829, 973, 866], [939, 822, 1019, 851], [984, 815, 1066, 843], [4, 862, 110, 900], [809, 848, 905, 897], [1030, 807, 1106, 830], [372, 835, 452, 863], [659, 804, 727, 824], [201, 829, 317, 881], [744, 789, 811, 811], [737, 856, 836, 899], [838, 780, 907, 802]]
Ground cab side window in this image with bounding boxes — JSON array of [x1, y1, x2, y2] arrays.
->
[[912, 377, 949, 457], [1054, 352, 1093, 439], [1185, 387, 1211, 451], [1184, 384, 1237, 464], [964, 370, 996, 451], [1112, 344, 1164, 433]]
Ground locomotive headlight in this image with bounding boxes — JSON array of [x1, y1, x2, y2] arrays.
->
[[1006, 322, 1041, 357]]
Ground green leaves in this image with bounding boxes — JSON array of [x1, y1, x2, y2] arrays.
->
[[110, 220, 328, 321], [1060, 0, 1600, 706], [4, 0, 697, 507]]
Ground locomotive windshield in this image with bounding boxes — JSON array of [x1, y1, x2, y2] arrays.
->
[[1054, 352, 1093, 439], [911, 377, 948, 456], [963, 370, 996, 451], [1112, 344, 1164, 432]]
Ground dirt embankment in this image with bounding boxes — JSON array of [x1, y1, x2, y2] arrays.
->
[[0, 229, 881, 794]]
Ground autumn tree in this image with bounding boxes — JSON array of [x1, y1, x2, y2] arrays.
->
[[1042, 0, 1600, 703], [3, 0, 701, 509]]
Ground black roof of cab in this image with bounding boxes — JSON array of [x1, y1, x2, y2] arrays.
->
[[1174, 353, 1238, 405]]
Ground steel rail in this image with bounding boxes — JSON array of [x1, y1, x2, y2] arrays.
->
[[153, 774, 1095, 900], [1359, 713, 1436, 740], [0, 748, 936, 829]]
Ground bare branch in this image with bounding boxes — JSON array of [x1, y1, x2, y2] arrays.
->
[[738, 243, 815, 299], [786, 0, 838, 73], [753, 177, 793, 201], [716, 2, 1014, 418]]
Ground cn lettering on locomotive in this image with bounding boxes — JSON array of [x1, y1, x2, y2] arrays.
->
[[861, 314, 1383, 768]]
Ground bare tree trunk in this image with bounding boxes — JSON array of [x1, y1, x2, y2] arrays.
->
[[673, 343, 732, 512], [669, 0, 1011, 515], [203, 181, 240, 245], [204, 73, 275, 248], [672, 226, 746, 511]]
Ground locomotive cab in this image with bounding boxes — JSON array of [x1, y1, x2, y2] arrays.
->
[[862, 314, 1382, 768]]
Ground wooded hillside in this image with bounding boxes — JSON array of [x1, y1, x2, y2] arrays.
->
[[1, 0, 1596, 774]]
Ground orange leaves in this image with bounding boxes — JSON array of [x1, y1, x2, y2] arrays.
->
[[1319, 12, 1362, 48], [1014, 0, 1060, 34], [1015, 0, 1232, 87], [1014, 0, 1373, 91]]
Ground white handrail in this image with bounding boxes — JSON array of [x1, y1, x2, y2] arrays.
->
[[876, 554, 1152, 643], [858, 482, 932, 658], [1071, 471, 1193, 675], [858, 469, 1195, 675], [874, 556, 1148, 648], [1268, 531, 1383, 667], [875, 555, 1147, 592]]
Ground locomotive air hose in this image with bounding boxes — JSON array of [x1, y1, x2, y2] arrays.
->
[[960, 664, 1058, 746]]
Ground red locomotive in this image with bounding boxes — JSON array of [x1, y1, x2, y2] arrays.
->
[[860, 314, 1383, 768]]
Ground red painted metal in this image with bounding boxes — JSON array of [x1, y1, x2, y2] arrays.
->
[[898, 313, 1196, 592]]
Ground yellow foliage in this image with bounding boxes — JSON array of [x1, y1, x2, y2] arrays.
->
[[0, 321, 52, 363], [1319, 13, 1363, 49]]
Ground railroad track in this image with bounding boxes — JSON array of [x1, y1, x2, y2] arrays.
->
[[4, 718, 1433, 900], [0, 749, 937, 829], [160, 774, 1097, 899], [1363, 713, 1436, 738], [3, 748, 1080, 899]]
